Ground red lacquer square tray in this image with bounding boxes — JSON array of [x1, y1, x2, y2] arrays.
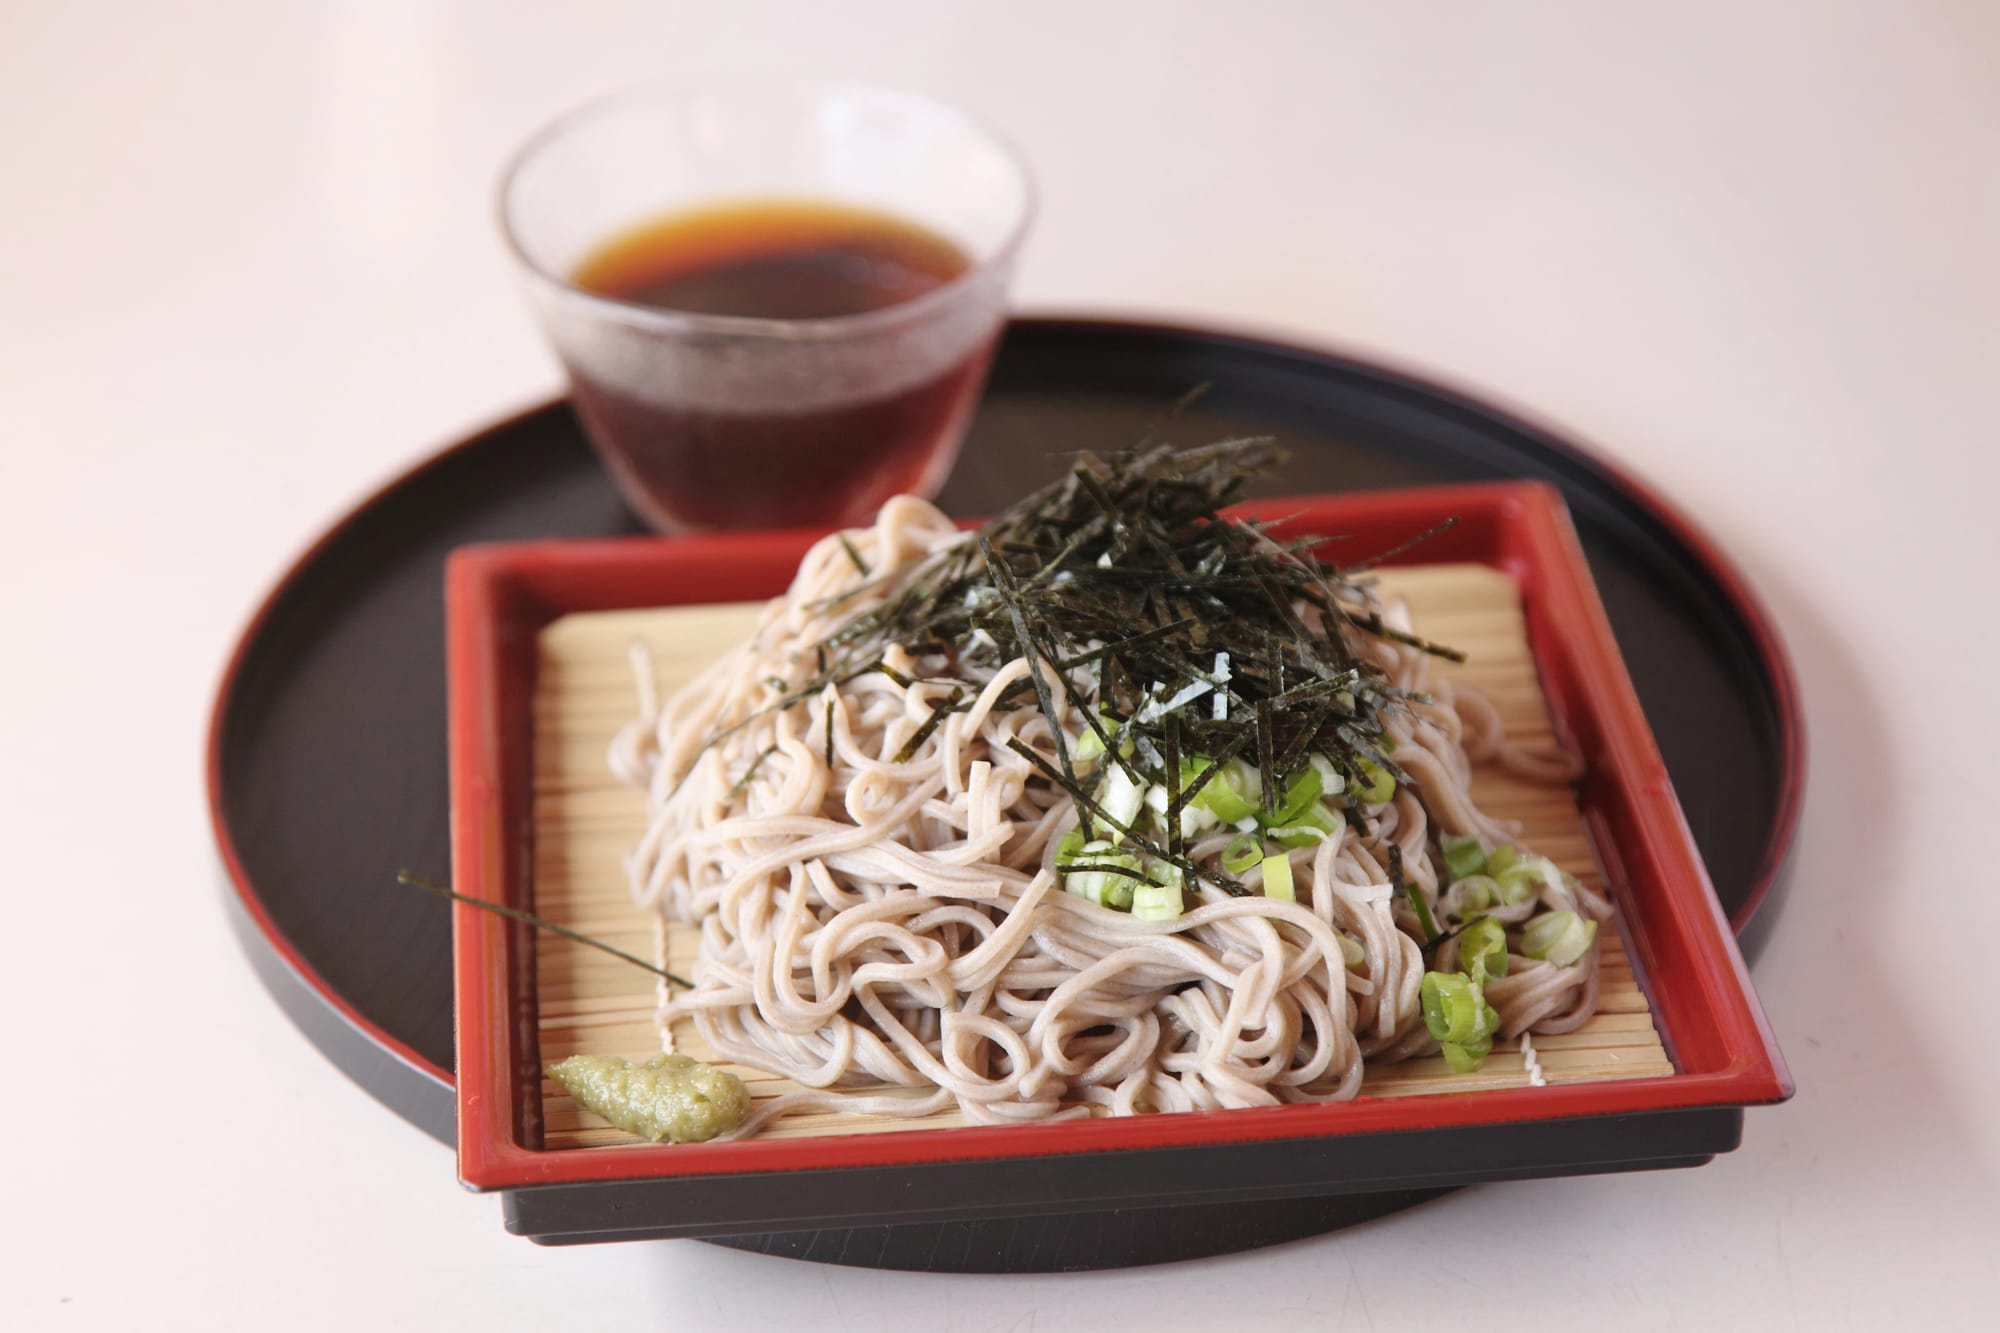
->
[[445, 480, 1789, 1245]]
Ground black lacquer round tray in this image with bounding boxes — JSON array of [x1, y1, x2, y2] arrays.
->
[[209, 317, 1802, 1271]]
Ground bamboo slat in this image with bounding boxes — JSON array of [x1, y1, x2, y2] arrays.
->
[[530, 564, 1672, 1149]]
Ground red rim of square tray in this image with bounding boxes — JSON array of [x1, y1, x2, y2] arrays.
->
[[447, 480, 1791, 1191]]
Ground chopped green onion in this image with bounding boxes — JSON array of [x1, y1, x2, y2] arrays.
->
[[1272, 766, 1324, 825], [1457, 915, 1510, 986], [1421, 971, 1483, 1044], [1060, 841, 1145, 910], [1055, 828, 1087, 863], [1130, 873, 1185, 922], [1485, 844, 1523, 878], [1261, 853, 1295, 902], [1339, 933, 1366, 969], [1185, 756, 1259, 823], [1441, 834, 1487, 883], [1154, 766, 1225, 839], [1441, 874, 1498, 922], [1268, 800, 1339, 848], [1441, 1038, 1493, 1073], [1424, 967, 1502, 1071], [1220, 833, 1264, 875], [1350, 758, 1396, 806], [1074, 711, 1135, 765], [1495, 854, 1550, 906], [1522, 910, 1598, 966], [1095, 764, 1148, 843]]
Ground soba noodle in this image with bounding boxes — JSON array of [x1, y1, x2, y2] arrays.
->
[[610, 493, 1606, 1136]]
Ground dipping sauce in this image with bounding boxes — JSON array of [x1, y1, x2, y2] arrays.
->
[[564, 198, 996, 532], [574, 197, 970, 319]]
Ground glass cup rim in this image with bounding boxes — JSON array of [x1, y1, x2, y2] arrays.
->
[[496, 80, 1037, 343]]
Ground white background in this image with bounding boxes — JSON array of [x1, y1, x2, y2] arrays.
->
[[5, 2, 1996, 1328]]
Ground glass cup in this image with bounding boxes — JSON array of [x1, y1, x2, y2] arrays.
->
[[498, 84, 1034, 533]]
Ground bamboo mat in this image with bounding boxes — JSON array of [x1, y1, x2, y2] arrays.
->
[[531, 564, 1672, 1149]]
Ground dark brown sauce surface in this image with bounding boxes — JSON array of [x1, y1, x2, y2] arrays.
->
[[573, 197, 970, 320], [564, 197, 990, 532]]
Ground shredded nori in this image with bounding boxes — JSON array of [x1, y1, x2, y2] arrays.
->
[[703, 439, 1459, 895], [398, 870, 695, 989], [836, 531, 872, 578], [726, 744, 780, 801]]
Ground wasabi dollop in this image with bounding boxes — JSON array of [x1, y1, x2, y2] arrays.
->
[[547, 1052, 749, 1144]]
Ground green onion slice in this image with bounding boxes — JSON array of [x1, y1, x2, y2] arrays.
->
[[1350, 758, 1396, 806], [1441, 874, 1498, 922], [1220, 833, 1264, 875], [1193, 757, 1261, 823], [1272, 766, 1324, 825], [1441, 1038, 1494, 1073], [1130, 877, 1185, 922], [1059, 841, 1146, 911], [1522, 910, 1597, 965], [1421, 970, 1486, 1044], [1268, 801, 1339, 848], [1457, 915, 1509, 985], [1441, 834, 1487, 883], [1494, 855, 1550, 906]]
